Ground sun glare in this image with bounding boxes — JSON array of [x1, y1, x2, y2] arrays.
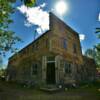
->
[[55, 0, 68, 16]]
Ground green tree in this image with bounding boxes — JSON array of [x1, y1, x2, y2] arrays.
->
[[85, 48, 100, 67], [0, 68, 6, 78], [85, 48, 96, 59], [0, 0, 22, 56], [95, 44, 100, 67], [0, 56, 3, 68], [23, 0, 36, 7], [96, 28, 100, 38], [95, 27, 100, 67], [96, 28, 100, 33], [0, 0, 38, 57]]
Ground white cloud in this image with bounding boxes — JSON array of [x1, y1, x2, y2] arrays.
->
[[36, 27, 43, 34], [17, 3, 49, 35], [99, 13, 100, 21], [17, 3, 85, 41], [79, 34, 85, 41]]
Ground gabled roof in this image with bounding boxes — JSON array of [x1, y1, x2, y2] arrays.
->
[[9, 12, 80, 60], [9, 30, 50, 60], [49, 12, 79, 37]]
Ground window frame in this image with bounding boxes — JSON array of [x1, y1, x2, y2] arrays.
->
[[64, 61, 71, 74], [62, 38, 67, 49], [73, 43, 77, 54], [31, 63, 38, 75]]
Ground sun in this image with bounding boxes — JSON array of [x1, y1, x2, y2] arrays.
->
[[55, 0, 68, 16]]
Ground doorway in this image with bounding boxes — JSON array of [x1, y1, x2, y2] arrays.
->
[[46, 62, 55, 84]]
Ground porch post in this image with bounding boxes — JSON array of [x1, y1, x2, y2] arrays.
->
[[55, 55, 61, 84], [42, 56, 47, 84]]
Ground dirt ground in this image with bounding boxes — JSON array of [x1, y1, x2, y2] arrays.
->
[[0, 80, 100, 100]]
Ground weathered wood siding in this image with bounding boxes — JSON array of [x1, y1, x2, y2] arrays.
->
[[7, 13, 96, 86]]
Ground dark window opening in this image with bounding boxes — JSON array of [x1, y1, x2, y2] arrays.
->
[[73, 43, 77, 53], [64, 62, 71, 74], [31, 64, 38, 75]]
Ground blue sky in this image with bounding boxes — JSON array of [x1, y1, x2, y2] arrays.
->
[[3, 0, 100, 67]]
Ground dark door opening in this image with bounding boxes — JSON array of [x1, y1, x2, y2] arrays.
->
[[46, 62, 55, 84]]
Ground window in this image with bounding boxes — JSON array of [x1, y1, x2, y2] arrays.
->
[[31, 64, 38, 75], [73, 43, 77, 53], [63, 39, 67, 49], [64, 62, 71, 74]]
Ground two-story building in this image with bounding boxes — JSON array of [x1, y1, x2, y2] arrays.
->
[[7, 13, 96, 86]]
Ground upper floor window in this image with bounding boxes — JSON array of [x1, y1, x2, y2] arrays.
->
[[73, 43, 77, 54], [63, 39, 67, 49], [31, 64, 38, 75]]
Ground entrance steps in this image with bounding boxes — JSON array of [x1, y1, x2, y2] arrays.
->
[[40, 85, 62, 92]]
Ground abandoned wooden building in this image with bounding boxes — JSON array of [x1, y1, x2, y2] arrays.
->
[[7, 13, 96, 86]]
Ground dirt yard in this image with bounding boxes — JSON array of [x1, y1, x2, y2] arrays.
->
[[0, 80, 100, 100]]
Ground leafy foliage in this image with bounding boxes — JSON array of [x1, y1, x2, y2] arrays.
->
[[21, 0, 36, 7], [0, 0, 37, 56], [95, 45, 100, 67], [24, 0, 36, 7], [0, 56, 3, 68], [95, 27, 100, 67], [96, 28, 100, 33], [0, 68, 6, 78], [0, 0, 21, 56], [96, 28, 100, 38], [85, 49, 96, 59], [85, 48, 100, 67]]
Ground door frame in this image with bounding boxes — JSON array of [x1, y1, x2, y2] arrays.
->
[[46, 56, 56, 84], [46, 61, 56, 84]]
